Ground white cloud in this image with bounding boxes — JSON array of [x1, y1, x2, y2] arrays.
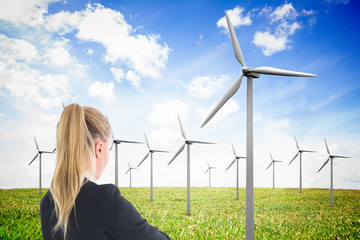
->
[[0, 0, 58, 27], [44, 40, 72, 66], [149, 128, 180, 149], [0, 35, 38, 63], [75, 4, 170, 81], [252, 3, 304, 56], [270, 3, 298, 23], [110, 67, 124, 83], [217, 6, 252, 33], [148, 100, 190, 127], [187, 75, 228, 99], [325, 0, 350, 4], [252, 31, 287, 56], [197, 99, 239, 125], [0, 113, 3, 118], [126, 70, 141, 89], [86, 48, 94, 55], [0, 35, 71, 109], [88, 81, 115, 104], [197, 34, 203, 45], [44, 9, 81, 34]]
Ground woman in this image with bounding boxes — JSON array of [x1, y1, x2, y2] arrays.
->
[[40, 103, 170, 240]]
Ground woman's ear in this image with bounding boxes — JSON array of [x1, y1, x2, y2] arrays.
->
[[94, 141, 103, 159]]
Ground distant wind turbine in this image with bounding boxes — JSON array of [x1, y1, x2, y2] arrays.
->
[[137, 133, 169, 201], [225, 143, 246, 200], [168, 116, 215, 215], [289, 137, 316, 193], [317, 139, 350, 206], [200, 11, 316, 239], [125, 162, 137, 188], [266, 152, 283, 189], [204, 162, 216, 188], [113, 135, 143, 187], [28, 137, 56, 193]]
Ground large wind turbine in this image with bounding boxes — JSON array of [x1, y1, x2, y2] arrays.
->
[[137, 133, 169, 201], [266, 152, 283, 189], [168, 116, 215, 215], [204, 162, 216, 188], [113, 136, 143, 187], [226, 143, 246, 199], [317, 139, 350, 206], [125, 162, 137, 188], [200, 11, 316, 239], [28, 137, 56, 194], [289, 137, 316, 193]]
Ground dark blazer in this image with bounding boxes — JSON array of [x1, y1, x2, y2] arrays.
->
[[40, 179, 170, 240]]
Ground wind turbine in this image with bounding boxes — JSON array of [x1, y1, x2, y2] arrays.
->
[[317, 139, 350, 206], [200, 11, 316, 239], [28, 137, 56, 193], [225, 143, 246, 200], [137, 133, 169, 201], [204, 162, 216, 188], [125, 162, 137, 188], [266, 152, 283, 189], [113, 136, 143, 187], [168, 116, 215, 215], [289, 137, 316, 193]]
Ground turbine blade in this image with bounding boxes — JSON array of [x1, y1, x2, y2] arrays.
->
[[28, 153, 39, 166], [207, 161, 210, 168], [53, 148, 56, 152], [125, 168, 130, 174], [62, 102, 65, 109], [144, 133, 150, 149], [274, 160, 283, 162], [168, 143, 186, 166], [226, 158, 236, 171], [34, 137, 39, 151], [289, 152, 299, 164], [302, 150, 316, 153], [331, 155, 350, 159], [295, 137, 299, 150], [324, 139, 330, 155], [250, 67, 316, 77], [178, 116, 187, 139], [201, 74, 243, 128], [128, 162, 130, 168], [42, 151, 54, 154], [269, 152, 273, 161], [266, 162, 273, 170], [187, 140, 216, 144], [116, 140, 144, 144], [317, 158, 330, 173], [204, 168, 209, 174], [225, 10, 245, 66], [138, 152, 150, 167], [152, 150, 170, 153], [231, 143, 237, 156]]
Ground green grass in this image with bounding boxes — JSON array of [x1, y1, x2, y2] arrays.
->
[[1, 187, 359, 239]]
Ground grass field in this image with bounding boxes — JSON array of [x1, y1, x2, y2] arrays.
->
[[1, 187, 359, 239]]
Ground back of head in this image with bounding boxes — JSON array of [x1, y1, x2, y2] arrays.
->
[[50, 103, 111, 239]]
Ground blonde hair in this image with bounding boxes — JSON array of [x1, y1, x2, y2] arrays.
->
[[50, 103, 112, 239]]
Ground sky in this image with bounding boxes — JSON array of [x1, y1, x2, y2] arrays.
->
[[0, 0, 359, 190]]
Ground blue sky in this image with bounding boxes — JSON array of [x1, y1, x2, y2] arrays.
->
[[0, 0, 359, 190]]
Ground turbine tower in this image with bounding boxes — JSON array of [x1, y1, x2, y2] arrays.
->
[[113, 135, 143, 187], [289, 137, 316, 193], [125, 162, 137, 188], [204, 161, 216, 188], [225, 143, 246, 199], [200, 11, 316, 239], [317, 139, 350, 206], [266, 152, 283, 189], [168, 116, 215, 215], [28, 137, 56, 194], [137, 133, 169, 201]]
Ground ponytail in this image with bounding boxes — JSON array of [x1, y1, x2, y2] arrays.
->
[[50, 103, 111, 239]]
